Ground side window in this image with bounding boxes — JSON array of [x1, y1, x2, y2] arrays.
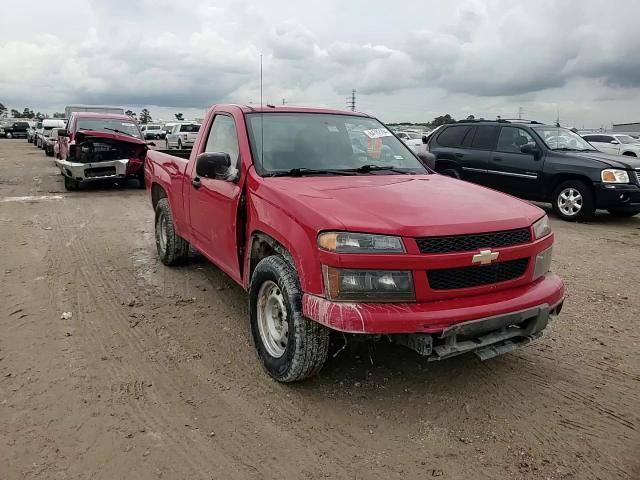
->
[[471, 126, 498, 150], [496, 127, 535, 153], [603, 135, 614, 143], [204, 115, 240, 179], [436, 126, 471, 148]]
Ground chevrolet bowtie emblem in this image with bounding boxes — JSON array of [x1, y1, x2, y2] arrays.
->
[[472, 249, 499, 265]]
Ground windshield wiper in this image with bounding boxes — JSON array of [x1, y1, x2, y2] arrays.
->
[[267, 167, 356, 177], [348, 164, 414, 174], [103, 127, 136, 138]]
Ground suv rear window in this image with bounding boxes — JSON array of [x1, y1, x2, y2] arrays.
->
[[436, 126, 472, 148], [471, 126, 498, 149], [180, 124, 200, 133]]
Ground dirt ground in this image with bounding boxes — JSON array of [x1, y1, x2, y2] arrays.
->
[[0, 139, 638, 480]]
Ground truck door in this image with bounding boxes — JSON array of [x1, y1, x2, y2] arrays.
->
[[186, 113, 243, 281], [487, 126, 544, 200]]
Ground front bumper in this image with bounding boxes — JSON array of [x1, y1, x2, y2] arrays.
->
[[56, 158, 129, 181], [302, 273, 564, 334], [594, 182, 640, 209]]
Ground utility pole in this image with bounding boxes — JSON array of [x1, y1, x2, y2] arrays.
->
[[518, 106, 524, 120], [346, 89, 356, 111], [282, 98, 286, 105]]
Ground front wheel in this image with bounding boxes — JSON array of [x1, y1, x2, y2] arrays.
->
[[155, 198, 189, 265], [249, 256, 330, 382], [552, 180, 595, 222], [64, 176, 79, 191], [608, 208, 640, 218]]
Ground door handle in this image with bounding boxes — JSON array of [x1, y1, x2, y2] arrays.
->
[[191, 177, 202, 189], [493, 157, 502, 161], [454, 153, 464, 157]]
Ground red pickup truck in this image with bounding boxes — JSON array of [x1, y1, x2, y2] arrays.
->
[[145, 105, 565, 382]]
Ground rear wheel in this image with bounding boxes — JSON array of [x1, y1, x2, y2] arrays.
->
[[552, 180, 595, 222], [439, 166, 461, 179], [249, 256, 330, 382], [155, 198, 189, 265], [178, 139, 183, 150], [607, 208, 640, 218]]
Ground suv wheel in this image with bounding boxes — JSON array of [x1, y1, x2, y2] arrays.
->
[[249, 256, 330, 382], [439, 166, 461, 179], [552, 180, 595, 221], [64, 176, 79, 191]]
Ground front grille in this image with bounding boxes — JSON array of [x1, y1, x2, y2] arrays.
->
[[427, 258, 529, 290], [416, 228, 531, 254], [635, 170, 640, 185]]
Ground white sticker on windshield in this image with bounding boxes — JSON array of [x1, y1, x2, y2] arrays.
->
[[327, 125, 339, 132], [363, 128, 393, 139], [121, 122, 135, 127]]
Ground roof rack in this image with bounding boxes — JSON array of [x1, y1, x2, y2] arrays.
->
[[454, 118, 543, 125], [499, 119, 543, 124]]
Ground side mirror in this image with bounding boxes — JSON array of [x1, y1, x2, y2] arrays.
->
[[520, 143, 540, 158], [58, 129, 69, 137], [610, 140, 619, 145], [195, 152, 232, 179], [417, 151, 436, 170], [422, 135, 428, 144]]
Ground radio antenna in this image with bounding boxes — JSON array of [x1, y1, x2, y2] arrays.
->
[[260, 54, 264, 164]]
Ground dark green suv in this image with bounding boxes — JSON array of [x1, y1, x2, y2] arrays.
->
[[426, 120, 640, 221]]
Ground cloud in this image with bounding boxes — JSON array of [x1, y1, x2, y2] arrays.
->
[[0, 0, 639, 126]]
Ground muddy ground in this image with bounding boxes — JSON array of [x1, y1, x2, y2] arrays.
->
[[0, 139, 638, 480]]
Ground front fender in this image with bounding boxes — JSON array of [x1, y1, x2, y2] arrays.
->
[[246, 195, 324, 295]]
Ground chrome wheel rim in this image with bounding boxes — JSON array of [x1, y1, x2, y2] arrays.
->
[[256, 280, 288, 358], [558, 187, 583, 216], [157, 213, 168, 252]]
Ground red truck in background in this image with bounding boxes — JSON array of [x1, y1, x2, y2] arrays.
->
[[145, 104, 565, 382], [56, 112, 149, 191]]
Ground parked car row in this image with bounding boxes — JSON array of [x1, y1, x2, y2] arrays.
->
[[422, 120, 640, 220]]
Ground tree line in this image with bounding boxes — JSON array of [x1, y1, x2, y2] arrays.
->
[[1, 102, 186, 123]]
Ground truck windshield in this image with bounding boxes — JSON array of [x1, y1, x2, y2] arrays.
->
[[533, 126, 596, 151], [77, 119, 142, 139], [246, 113, 427, 175]]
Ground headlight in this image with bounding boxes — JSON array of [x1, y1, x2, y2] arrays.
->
[[323, 266, 415, 301], [601, 169, 629, 183], [532, 215, 551, 239], [318, 232, 405, 253], [533, 246, 553, 281]]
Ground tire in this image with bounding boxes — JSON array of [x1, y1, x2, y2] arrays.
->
[[64, 176, 79, 191], [6, 133, 12, 139], [137, 170, 146, 189], [552, 180, 595, 221], [165, 139, 170, 150], [154, 198, 189, 265], [45, 146, 53, 157], [622, 152, 637, 157], [178, 139, 183, 150], [439, 166, 461, 179], [249, 256, 330, 382], [607, 208, 640, 218]]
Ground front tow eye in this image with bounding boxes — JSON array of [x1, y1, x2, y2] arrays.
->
[[191, 177, 202, 189]]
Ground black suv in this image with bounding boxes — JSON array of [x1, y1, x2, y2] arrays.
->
[[0, 121, 30, 139], [426, 120, 640, 220]]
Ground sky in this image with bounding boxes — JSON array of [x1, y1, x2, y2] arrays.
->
[[1, 0, 639, 127]]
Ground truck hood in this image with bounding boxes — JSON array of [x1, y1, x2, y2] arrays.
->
[[569, 151, 640, 169], [261, 174, 544, 237], [74, 130, 146, 145]]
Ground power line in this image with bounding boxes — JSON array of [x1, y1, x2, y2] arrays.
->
[[346, 89, 356, 111]]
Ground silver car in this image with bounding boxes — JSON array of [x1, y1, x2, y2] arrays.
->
[[165, 123, 201, 149]]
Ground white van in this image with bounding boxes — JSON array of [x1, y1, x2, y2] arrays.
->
[[36, 119, 66, 148]]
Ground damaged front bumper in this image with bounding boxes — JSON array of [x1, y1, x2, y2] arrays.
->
[[389, 303, 560, 361], [56, 158, 129, 182]]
